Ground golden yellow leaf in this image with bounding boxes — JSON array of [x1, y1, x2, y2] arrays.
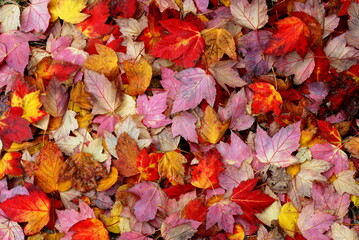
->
[[49, 0, 89, 24], [97, 167, 119, 191], [70, 81, 93, 111], [11, 91, 47, 123], [351, 195, 359, 208], [44, 233, 65, 240], [201, 28, 236, 66], [76, 110, 94, 129], [124, 58, 152, 96], [158, 151, 187, 185], [278, 202, 299, 238], [100, 201, 124, 234], [34, 142, 65, 193], [84, 44, 119, 79], [198, 105, 229, 144]]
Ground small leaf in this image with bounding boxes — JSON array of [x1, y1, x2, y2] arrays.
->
[[158, 151, 187, 185], [230, 0, 268, 29], [68, 218, 109, 240], [49, 0, 89, 24], [249, 82, 283, 116], [124, 58, 152, 96]]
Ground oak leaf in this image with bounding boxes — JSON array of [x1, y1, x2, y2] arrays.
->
[[158, 151, 187, 185], [49, 0, 89, 24], [124, 58, 152, 96], [59, 152, 108, 192], [0, 184, 50, 235], [201, 28, 236, 66], [151, 19, 205, 68]]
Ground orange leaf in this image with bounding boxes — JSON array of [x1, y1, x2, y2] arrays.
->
[[0, 152, 22, 178], [264, 16, 310, 58], [114, 132, 140, 177], [151, 19, 205, 68], [97, 167, 119, 191], [124, 57, 152, 96], [69, 218, 109, 240], [199, 105, 229, 144], [191, 149, 223, 189], [34, 142, 65, 193], [0, 184, 50, 235], [158, 151, 187, 185], [317, 120, 342, 146], [249, 82, 283, 115], [136, 149, 162, 181]]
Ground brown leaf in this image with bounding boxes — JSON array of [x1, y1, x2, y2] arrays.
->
[[59, 152, 108, 192], [344, 137, 359, 159], [114, 132, 140, 177]]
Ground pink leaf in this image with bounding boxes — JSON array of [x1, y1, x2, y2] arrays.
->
[[230, 0, 268, 29], [0, 31, 37, 74], [0, 209, 24, 240], [46, 35, 72, 58], [297, 204, 336, 240], [206, 199, 243, 233], [0, 43, 6, 64], [171, 68, 216, 114], [305, 82, 329, 114], [217, 131, 252, 167], [161, 212, 201, 240], [93, 114, 119, 135], [0, 64, 19, 93], [128, 182, 164, 222], [20, 0, 51, 33], [219, 163, 253, 190], [84, 70, 121, 115], [310, 143, 349, 177], [55, 201, 95, 233], [118, 231, 152, 240], [0, 179, 29, 203], [55, 47, 89, 65], [136, 92, 171, 128], [160, 67, 181, 100], [218, 89, 254, 131], [255, 121, 301, 167], [172, 111, 198, 143]]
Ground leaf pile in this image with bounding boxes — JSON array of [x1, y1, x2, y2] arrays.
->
[[0, 0, 359, 239]]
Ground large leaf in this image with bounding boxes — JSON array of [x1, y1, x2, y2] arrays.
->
[[230, 0, 268, 29], [20, 0, 51, 32]]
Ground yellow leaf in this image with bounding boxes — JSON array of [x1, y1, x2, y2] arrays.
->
[[34, 142, 65, 193], [58, 179, 72, 192], [97, 167, 118, 191], [201, 28, 236, 65], [44, 233, 65, 240], [84, 44, 119, 79], [198, 105, 229, 144], [49, 0, 89, 24], [124, 58, 152, 96], [70, 81, 93, 111], [100, 202, 123, 234], [351, 195, 359, 208], [158, 151, 187, 185], [11, 91, 47, 123], [278, 202, 299, 238]]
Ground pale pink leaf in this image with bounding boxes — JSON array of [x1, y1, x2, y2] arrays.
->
[[209, 60, 247, 93], [161, 212, 201, 240], [0, 4, 20, 33], [118, 231, 152, 240], [230, 0, 268, 29], [93, 114, 119, 135], [324, 34, 359, 72], [0, 31, 37, 74], [218, 89, 254, 131], [346, 3, 359, 49], [46, 34, 72, 58], [0, 43, 5, 63], [128, 182, 164, 222], [194, 0, 209, 12], [323, 14, 340, 38], [312, 183, 350, 219], [84, 70, 121, 115], [217, 131, 252, 167], [219, 162, 254, 190], [333, 170, 359, 196], [171, 111, 198, 143], [55, 47, 89, 65], [55, 201, 95, 233], [120, 206, 156, 235], [20, 0, 51, 33], [0, 209, 24, 240], [137, 92, 171, 128], [275, 51, 315, 85], [297, 204, 336, 240], [331, 223, 359, 240], [0, 64, 19, 93], [0, 179, 29, 203], [41, 79, 68, 117], [206, 199, 242, 233], [310, 143, 349, 177], [171, 68, 216, 114], [160, 67, 182, 100], [255, 121, 301, 167]]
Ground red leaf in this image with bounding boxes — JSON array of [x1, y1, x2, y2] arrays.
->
[[151, 19, 205, 68], [231, 178, 275, 224], [69, 218, 109, 240], [136, 149, 162, 181]]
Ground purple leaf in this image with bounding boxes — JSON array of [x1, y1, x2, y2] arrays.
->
[[0, 64, 19, 93], [172, 111, 198, 143], [305, 82, 329, 114]]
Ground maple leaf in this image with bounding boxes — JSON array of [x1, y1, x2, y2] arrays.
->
[[137, 92, 171, 128], [206, 199, 243, 233], [231, 178, 275, 224], [332, 170, 359, 196], [0, 209, 24, 240], [0, 107, 32, 149], [171, 67, 216, 114], [249, 82, 283, 116], [158, 151, 187, 185], [198, 105, 229, 144], [124, 58, 152, 96], [59, 152, 108, 192], [191, 149, 224, 189], [34, 142, 65, 193], [128, 182, 164, 222], [20, 0, 51, 33], [160, 67, 182, 100], [219, 162, 254, 190], [201, 28, 236, 66], [0, 4, 20, 33], [161, 212, 201, 240], [0, 152, 22, 179], [172, 111, 198, 143], [346, 3, 359, 49], [278, 202, 299, 238], [49, 0, 89, 24], [114, 132, 140, 177], [254, 121, 301, 167], [136, 150, 162, 182], [183, 198, 208, 222], [264, 16, 310, 57], [0, 184, 50, 235], [151, 19, 205, 68], [84, 44, 119, 79], [67, 218, 109, 240], [41, 79, 69, 118], [84, 69, 121, 115], [331, 223, 359, 240], [76, 0, 112, 38], [230, 0, 268, 29]]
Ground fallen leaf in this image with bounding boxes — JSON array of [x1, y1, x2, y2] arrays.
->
[[331, 222, 359, 240], [249, 82, 283, 116], [21, 0, 51, 33], [278, 202, 299, 237], [68, 218, 109, 240], [49, 0, 89, 24], [0, 152, 22, 178], [114, 132, 140, 177], [0, 4, 20, 33], [158, 151, 187, 185], [136, 149, 162, 182], [124, 58, 152, 96], [230, 0, 268, 29]]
